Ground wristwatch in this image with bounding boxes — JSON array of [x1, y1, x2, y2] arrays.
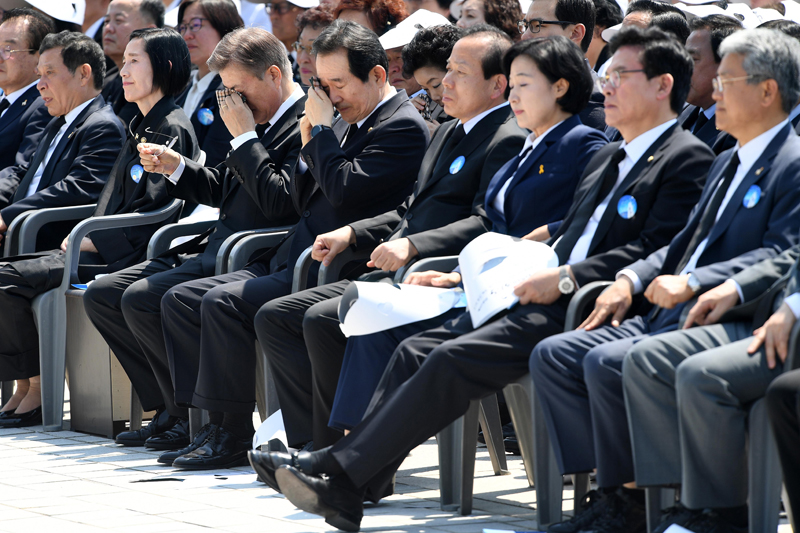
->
[[687, 272, 702, 294], [558, 265, 576, 295], [311, 124, 331, 138]]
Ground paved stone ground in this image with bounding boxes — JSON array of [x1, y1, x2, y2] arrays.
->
[[0, 419, 792, 533]]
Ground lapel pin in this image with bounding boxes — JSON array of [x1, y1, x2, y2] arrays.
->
[[755, 167, 764, 176], [647, 155, 654, 163], [140, 136, 147, 143], [68, 131, 76, 140], [21, 100, 27, 106], [368, 127, 373, 132], [539, 165, 544, 174]]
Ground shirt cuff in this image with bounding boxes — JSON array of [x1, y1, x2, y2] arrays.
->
[[230, 131, 258, 151], [167, 156, 186, 185], [617, 269, 643, 294], [725, 279, 744, 305], [783, 292, 800, 319]]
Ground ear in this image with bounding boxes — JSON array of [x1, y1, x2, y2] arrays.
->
[[760, 78, 780, 109], [553, 77, 569, 99], [79, 63, 92, 86], [490, 73, 508, 101], [655, 72, 675, 104], [571, 23, 586, 48], [372, 65, 387, 86], [268, 64, 282, 85]]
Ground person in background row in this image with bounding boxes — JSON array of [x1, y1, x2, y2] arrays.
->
[[587, 0, 622, 70], [649, 10, 689, 44], [333, 0, 408, 36], [404, 0, 450, 18], [457, 0, 522, 40], [101, 0, 164, 125], [0, 9, 53, 177], [176, 0, 243, 171], [294, 4, 335, 86], [268, 0, 320, 83]]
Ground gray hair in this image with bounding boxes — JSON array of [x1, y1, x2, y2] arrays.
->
[[718, 28, 800, 114], [207, 27, 292, 80]]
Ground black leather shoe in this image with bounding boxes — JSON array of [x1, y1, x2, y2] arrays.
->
[[548, 489, 613, 533], [157, 423, 216, 465], [684, 509, 748, 533], [248, 450, 318, 492], [0, 406, 41, 428], [172, 426, 251, 470], [652, 503, 700, 533], [0, 409, 17, 420], [276, 465, 364, 532], [145, 418, 190, 450], [584, 489, 647, 533], [116, 409, 177, 447]]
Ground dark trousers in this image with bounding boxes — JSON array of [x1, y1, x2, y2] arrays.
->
[[160, 261, 290, 413], [328, 299, 568, 494], [83, 255, 206, 415], [766, 368, 800, 520]]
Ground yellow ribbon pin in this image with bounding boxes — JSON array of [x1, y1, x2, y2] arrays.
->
[[755, 167, 764, 176], [647, 155, 654, 163], [539, 165, 544, 174]]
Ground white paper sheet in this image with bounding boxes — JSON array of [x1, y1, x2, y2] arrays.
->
[[252, 409, 288, 451]]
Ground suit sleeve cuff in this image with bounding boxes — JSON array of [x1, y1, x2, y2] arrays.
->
[[617, 269, 643, 294], [725, 279, 745, 305], [167, 156, 186, 185], [230, 131, 258, 151]]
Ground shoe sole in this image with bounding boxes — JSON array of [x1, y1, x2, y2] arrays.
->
[[247, 451, 282, 493], [144, 440, 191, 451], [172, 454, 249, 470], [276, 467, 360, 532], [114, 439, 147, 447]]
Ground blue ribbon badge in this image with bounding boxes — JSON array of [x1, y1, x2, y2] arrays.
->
[[450, 155, 466, 174], [617, 195, 637, 219], [130, 164, 144, 183], [197, 108, 214, 126], [743, 184, 761, 209]]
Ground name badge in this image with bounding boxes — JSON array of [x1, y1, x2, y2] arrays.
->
[[617, 195, 637, 219], [450, 155, 465, 174], [197, 108, 214, 126], [743, 184, 761, 209], [130, 164, 144, 183]]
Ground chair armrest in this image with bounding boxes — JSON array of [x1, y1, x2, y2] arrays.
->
[[317, 247, 372, 287], [59, 198, 183, 288], [218, 227, 293, 275], [396, 256, 460, 283], [292, 246, 314, 294], [146, 219, 217, 260], [563, 281, 613, 331], [6, 204, 97, 257]]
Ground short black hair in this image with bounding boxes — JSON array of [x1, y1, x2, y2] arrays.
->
[[555, 0, 596, 52], [609, 25, 693, 113], [759, 19, 800, 41], [690, 14, 743, 63], [178, 0, 243, 38], [402, 24, 463, 78], [312, 19, 388, 83], [2, 8, 56, 53], [503, 35, 593, 114], [128, 28, 191, 96], [460, 24, 513, 79], [649, 11, 690, 43], [39, 31, 106, 90], [592, 0, 623, 30], [139, 0, 166, 28]]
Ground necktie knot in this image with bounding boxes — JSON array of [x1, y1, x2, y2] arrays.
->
[[0, 98, 9, 114], [255, 121, 271, 138]]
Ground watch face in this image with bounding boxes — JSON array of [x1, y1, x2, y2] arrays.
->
[[558, 277, 575, 294]]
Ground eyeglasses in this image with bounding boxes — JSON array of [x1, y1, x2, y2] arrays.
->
[[266, 2, 296, 15], [292, 41, 314, 54], [0, 46, 35, 60], [517, 18, 576, 34], [129, 126, 178, 156], [595, 69, 646, 90], [712, 75, 754, 93], [178, 17, 208, 35]]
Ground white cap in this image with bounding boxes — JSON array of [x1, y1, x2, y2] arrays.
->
[[378, 9, 451, 50], [725, 3, 760, 28], [674, 3, 730, 18], [0, 0, 85, 24], [783, 0, 800, 23], [753, 6, 785, 24], [601, 22, 621, 42]]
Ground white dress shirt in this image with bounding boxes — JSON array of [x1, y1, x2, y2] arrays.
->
[[26, 97, 96, 198], [0, 79, 38, 119], [564, 118, 678, 265], [181, 71, 216, 117]]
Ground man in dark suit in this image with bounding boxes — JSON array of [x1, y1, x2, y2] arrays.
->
[[520, 0, 606, 131], [0, 33, 125, 250], [264, 27, 714, 532], [81, 27, 305, 455], [155, 20, 429, 470], [100, 0, 163, 125], [0, 9, 53, 177], [530, 27, 800, 533], [253, 25, 528, 456]]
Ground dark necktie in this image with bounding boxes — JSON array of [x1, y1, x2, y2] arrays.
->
[[674, 151, 740, 274], [553, 147, 627, 264], [342, 123, 359, 148], [0, 98, 10, 116], [682, 106, 701, 131], [14, 115, 66, 201], [693, 111, 710, 134], [255, 121, 271, 138], [441, 123, 466, 156]]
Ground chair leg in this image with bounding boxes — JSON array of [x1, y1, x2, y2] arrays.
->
[[503, 377, 535, 487], [748, 399, 782, 533], [478, 394, 509, 475], [437, 400, 480, 515], [129, 388, 143, 431], [33, 291, 67, 431], [189, 408, 209, 437], [532, 389, 564, 527], [783, 484, 795, 532], [645, 488, 663, 533], [573, 473, 591, 510]]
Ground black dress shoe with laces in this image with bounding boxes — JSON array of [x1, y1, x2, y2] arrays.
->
[[276, 465, 365, 532], [548, 489, 613, 533], [0, 406, 42, 428], [683, 509, 748, 533], [157, 423, 216, 465], [115, 409, 177, 447], [172, 426, 251, 470], [144, 418, 190, 450], [248, 450, 318, 493], [582, 489, 647, 533], [652, 503, 701, 533]]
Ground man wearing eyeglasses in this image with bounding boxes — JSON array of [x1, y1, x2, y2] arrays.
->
[[530, 27, 800, 533], [518, 0, 606, 131], [266, 0, 320, 84]]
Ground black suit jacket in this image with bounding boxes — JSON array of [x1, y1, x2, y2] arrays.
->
[[678, 104, 735, 155], [175, 74, 232, 169], [0, 97, 125, 238], [580, 87, 607, 132], [165, 94, 306, 276], [548, 123, 715, 286], [0, 85, 51, 181], [100, 64, 139, 126], [348, 104, 527, 259]]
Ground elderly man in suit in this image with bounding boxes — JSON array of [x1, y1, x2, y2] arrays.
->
[[261, 26, 714, 532], [154, 20, 429, 470], [82, 27, 306, 458], [0, 9, 53, 182], [530, 27, 800, 533]]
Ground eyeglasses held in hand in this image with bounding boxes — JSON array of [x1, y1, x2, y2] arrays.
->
[[130, 123, 178, 157]]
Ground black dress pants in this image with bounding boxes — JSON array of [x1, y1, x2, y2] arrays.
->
[[83, 255, 205, 415], [766, 368, 800, 521]]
